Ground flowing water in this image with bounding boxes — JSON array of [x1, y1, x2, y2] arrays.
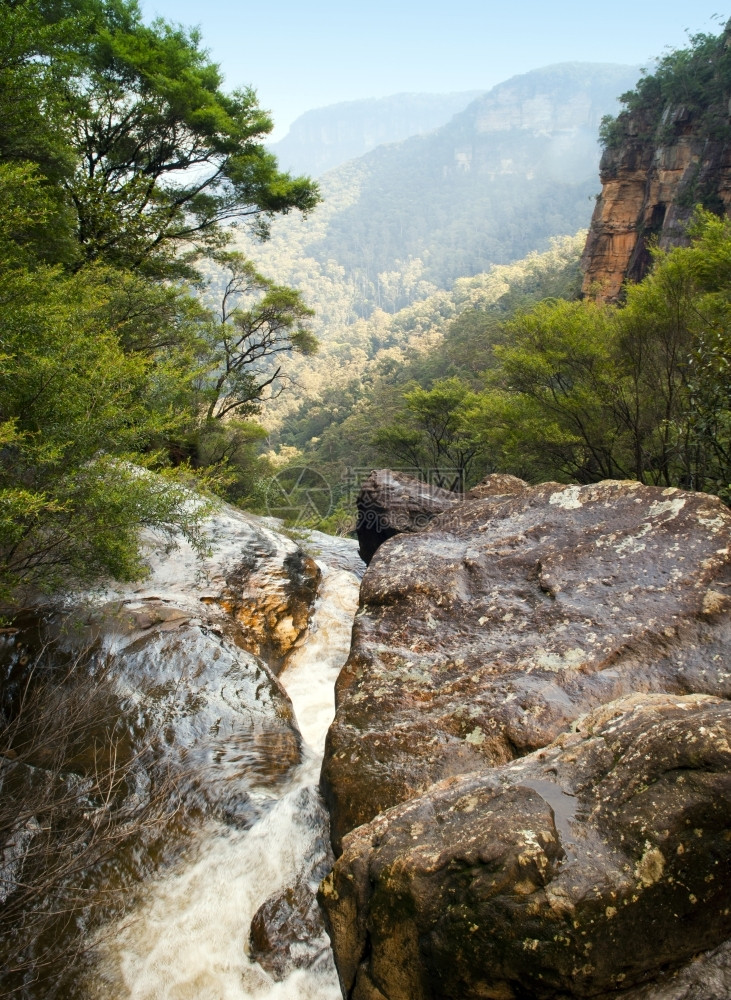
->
[[88, 543, 361, 1000]]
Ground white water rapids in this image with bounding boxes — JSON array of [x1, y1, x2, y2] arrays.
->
[[88, 548, 360, 1000]]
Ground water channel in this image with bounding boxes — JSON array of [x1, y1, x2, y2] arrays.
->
[[87, 538, 361, 1000]]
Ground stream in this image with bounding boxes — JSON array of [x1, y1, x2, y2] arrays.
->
[[87, 539, 361, 1000]]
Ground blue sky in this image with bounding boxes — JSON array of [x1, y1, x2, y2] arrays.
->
[[142, 1, 725, 139]]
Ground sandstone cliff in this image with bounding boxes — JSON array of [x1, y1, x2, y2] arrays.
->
[[581, 24, 731, 300]]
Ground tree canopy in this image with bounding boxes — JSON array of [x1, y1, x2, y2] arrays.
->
[[1, 0, 319, 277], [0, 0, 320, 602]]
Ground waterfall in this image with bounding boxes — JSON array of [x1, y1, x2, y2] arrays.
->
[[88, 542, 360, 1000]]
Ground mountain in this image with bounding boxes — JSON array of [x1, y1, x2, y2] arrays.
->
[[304, 63, 641, 310], [269, 91, 483, 177], [581, 22, 731, 300], [241, 63, 641, 330]]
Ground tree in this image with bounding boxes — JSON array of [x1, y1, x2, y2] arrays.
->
[[2, 0, 320, 278], [621, 210, 731, 497], [0, 206, 210, 597], [202, 252, 317, 422], [489, 299, 627, 482], [373, 378, 483, 490], [0, 1, 322, 601], [466, 211, 731, 499]]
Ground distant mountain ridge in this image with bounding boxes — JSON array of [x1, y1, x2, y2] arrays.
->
[[237, 62, 642, 332], [269, 91, 483, 177], [303, 62, 641, 307]]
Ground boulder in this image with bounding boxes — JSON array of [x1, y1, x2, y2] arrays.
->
[[99, 617, 301, 823], [322, 478, 731, 851], [319, 694, 731, 1000], [466, 472, 529, 501], [249, 874, 329, 980], [0, 503, 321, 835], [355, 469, 463, 565], [179, 507, 321, 673]]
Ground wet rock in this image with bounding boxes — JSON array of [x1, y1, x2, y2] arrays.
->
[[249, 874, 331, 981], [319, 694, 731, 1000], [0, 500, 330, 993], [322, 479, 731, 851], [610, 939, 731, 1000], [0, 503, 320, 827], [205, 546, 320, 673], [102, 620, 301, 822], [162, 508, 321, 673], [355, 469, 462, 565], [249, 786, 335, 980], [79, 501, 322, 672]]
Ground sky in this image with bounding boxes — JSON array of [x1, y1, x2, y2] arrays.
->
[[141, 1, 725, 139]]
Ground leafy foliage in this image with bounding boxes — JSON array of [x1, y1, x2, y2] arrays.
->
[[599, 22, 731, 150], [374, 379, 483, 489], [0, 1, 318, 602], [468, 210, 731, 496], [0, 0, 319, 279], [0, 165, 209, 598], [276, 234, 586, 486]]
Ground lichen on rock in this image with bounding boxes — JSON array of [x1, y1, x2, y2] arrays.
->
[[320, 472, 731, 999]]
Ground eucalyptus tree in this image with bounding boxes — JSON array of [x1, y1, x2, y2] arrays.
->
[[0, 0, 320, 599], [1, 0, 319, 277]]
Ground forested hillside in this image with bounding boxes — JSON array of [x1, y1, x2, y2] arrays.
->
[[238, 62, 640, 332], [272, 234, 586, 504], [269, 91, 482, 176], [281, 209, 731, 538], [244, 40, 730, 527], [310, 63, 641, 296]]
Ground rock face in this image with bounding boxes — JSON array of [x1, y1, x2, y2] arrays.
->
[[98, 615, 301, 823], [356, 471, 531, 566], [320, 472, 731, 997], [188, 508, 321, 673], [249, 787, 335, 980], [581, 28, 731, 301], [356, 469, 463, 565], [323, 476, 731, 852], [0, 503, 321, 865], [320, 694, 731, 1000]]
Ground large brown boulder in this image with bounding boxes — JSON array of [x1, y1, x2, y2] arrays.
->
[[322, 478, 731, 852], [319, 694, 731, 1000]]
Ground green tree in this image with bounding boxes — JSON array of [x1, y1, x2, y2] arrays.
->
[[0, 2, 321, 601], [621, 210, 731, 496], [373, 377, 483, 489], [1, 0, 320, 277], [0, 171, 210, 598], [467, 211, 731, 498], [202, 252, 317, 422], [487, 299, 625, 482]]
